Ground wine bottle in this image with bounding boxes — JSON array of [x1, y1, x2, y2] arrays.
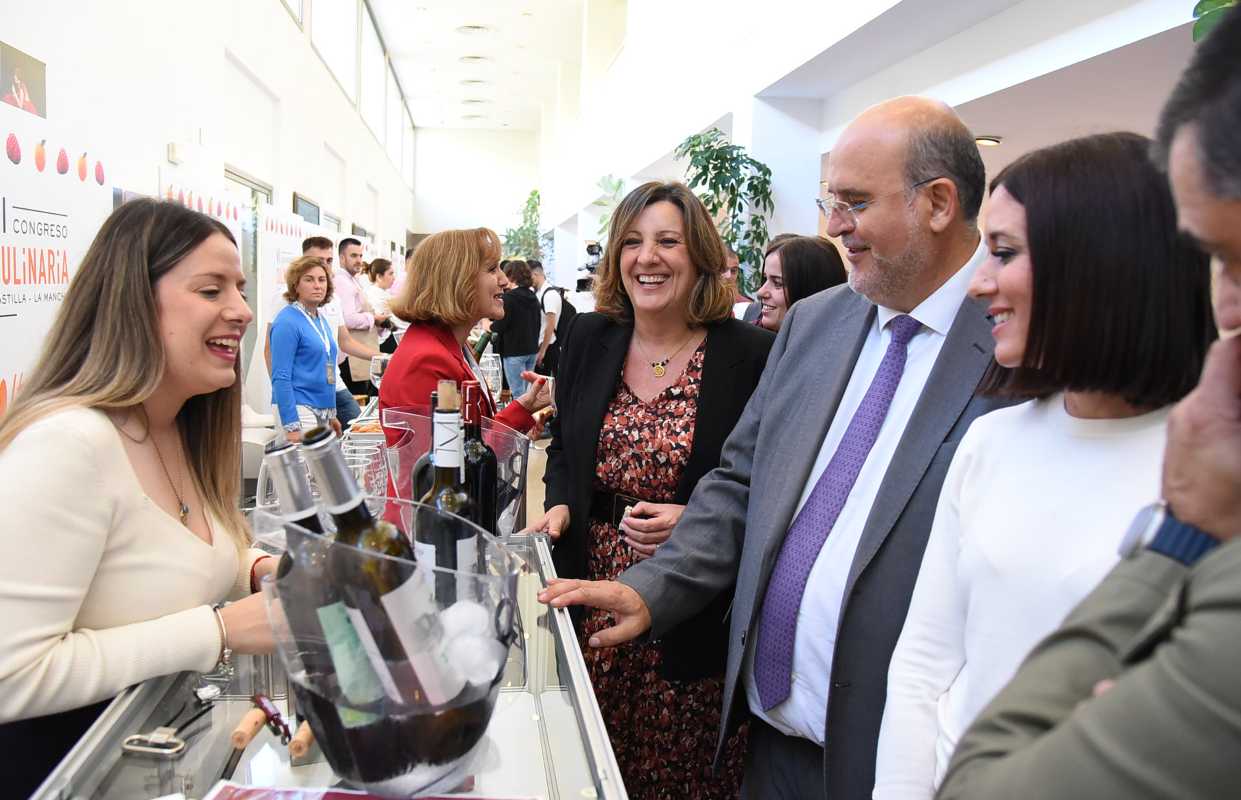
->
[[461, 380, 499, 536], [471, 330, 492, 361], [302, 427, 462, 709], [263, 439, 334, 681], [419, 381, 478, 604]]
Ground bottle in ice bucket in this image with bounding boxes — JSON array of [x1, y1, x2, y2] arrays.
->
[[461, 379, 499, 536], [420, 380, 478, 604], [263, 438, 334, 680], [284, 427, 510, 795]]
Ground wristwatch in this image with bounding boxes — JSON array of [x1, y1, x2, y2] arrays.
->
[[1118, 501, 1219, 565]]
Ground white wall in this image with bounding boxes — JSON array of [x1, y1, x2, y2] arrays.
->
[[4, 0, 414, 243], [413, 129, 539, 235], [541, 0, 907, 225]]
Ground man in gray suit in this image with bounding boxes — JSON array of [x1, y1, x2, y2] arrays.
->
[[541, 96, 1009, 798], [937, 9, 1241, 798]]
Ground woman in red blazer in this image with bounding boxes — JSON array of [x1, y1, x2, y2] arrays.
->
[[379, 227, 551, 451]]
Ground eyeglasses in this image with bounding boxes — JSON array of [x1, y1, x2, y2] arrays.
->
[[816, 176, 942, 225]]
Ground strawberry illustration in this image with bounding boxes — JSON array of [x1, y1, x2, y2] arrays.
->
[[56, 148, 68, 174], [34, 140, 45, 171], [196, 196, 203, 212], [178, 189, 185, 205], [6, 133, 20, 164], [77, 153, 88, 181], [95, 161, 105, 185]]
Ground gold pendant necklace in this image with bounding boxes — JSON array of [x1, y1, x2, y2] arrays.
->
[[637, 330, 697, 379], [151, 434, 191, 525], [113, 408, 190, 526]]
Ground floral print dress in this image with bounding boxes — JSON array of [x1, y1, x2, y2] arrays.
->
[[581, 343, 747, 799]]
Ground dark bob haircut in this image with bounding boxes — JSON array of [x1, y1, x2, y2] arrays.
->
[[980, 131, 1216, 407], [764, 236, 847, 308]]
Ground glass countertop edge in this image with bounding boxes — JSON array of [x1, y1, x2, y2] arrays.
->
[[532, 536, 628, 800], [32, 672, 180, 800]]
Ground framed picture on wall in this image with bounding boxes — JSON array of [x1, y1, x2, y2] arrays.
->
[[293, 192, 320, 225], [351, 223, 370, 238], [1, 41, 46, 118]]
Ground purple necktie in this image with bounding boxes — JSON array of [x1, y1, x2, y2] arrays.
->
[[754, 314, 922, 711]]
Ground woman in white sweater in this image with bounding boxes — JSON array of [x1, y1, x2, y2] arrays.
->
[[873, 133, 1218, 799], [0, 199, 277, 793]]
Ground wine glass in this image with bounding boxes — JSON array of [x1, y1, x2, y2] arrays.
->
[[369, 354, 391, 389], [479, 353, 502, 399]]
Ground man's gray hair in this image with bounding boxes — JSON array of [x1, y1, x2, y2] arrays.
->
[[904, 124, 986, 223]]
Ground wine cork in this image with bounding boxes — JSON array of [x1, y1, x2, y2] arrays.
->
[[230, 708, 267, 749], [289, 720, 315, 758], [436, 379, 458, 410]]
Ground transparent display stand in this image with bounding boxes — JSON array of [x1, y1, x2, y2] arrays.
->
[[34, 535, 625, 800]]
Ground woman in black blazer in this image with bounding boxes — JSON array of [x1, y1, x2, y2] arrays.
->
[[531, 182, 773, 800]]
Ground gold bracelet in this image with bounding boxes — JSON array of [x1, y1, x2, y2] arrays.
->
[[211, 603, 234, 675]]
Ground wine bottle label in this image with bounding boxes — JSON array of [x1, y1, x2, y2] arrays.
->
[[343, 605, 406, 704], [379, 572, 464, 706], [316, 602, 390, 715], [414, 540, 436, 588], [335, 704, 380, 729], [432, 410, 462, 469]]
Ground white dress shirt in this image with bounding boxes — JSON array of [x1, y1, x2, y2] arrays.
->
[[873, 396, 1169, 799], [745, 241, 987, 744]]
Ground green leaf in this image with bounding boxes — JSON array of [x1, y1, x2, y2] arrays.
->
[[1193, 0, 1234, 16], [1193, 4, 1235, 39]]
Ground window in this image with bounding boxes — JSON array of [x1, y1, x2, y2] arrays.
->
[[322, 213, 342, 232], [224, 167, 272, 206], [311, 0, 358, 101], [359, 7, 385, 138], [386, 66, 403, 167], [293, 192, 321, 225]]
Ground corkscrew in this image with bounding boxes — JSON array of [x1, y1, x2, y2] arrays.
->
[[121, 684, 220, 758]]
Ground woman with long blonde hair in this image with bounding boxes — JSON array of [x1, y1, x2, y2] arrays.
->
[[0, 199, 277, 794]]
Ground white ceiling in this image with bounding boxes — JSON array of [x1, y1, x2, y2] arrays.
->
[[956, 22, 1196, 180], [815, 23, 1196, 191], [369, 0, 582, 131], [761, 0, 1025, 99]]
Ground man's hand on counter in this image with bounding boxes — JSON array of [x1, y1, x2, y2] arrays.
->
[[538, 579, 651, 648]]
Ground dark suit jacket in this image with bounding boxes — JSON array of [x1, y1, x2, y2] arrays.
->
[[938, 540, 1241, 800], [544, 311, 774, 679], [620, 283, 1011, 799]]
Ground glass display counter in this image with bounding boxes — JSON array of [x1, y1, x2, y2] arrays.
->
[[34, 536, 625, 800]]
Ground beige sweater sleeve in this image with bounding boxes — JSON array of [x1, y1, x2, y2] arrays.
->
[[0, 414, 222, 722]]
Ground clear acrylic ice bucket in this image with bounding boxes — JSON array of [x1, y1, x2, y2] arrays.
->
[[254, 498, 524, 797], [381, 406, 530, 534]]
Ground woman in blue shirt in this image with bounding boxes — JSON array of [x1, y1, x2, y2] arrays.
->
[[271, 255, 339, 442]]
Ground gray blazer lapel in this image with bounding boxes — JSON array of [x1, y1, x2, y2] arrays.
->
[[755, 295, 875, 574], [842, 295, 994, 596]]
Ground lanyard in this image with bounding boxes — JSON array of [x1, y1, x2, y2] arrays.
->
[[294, 303, 332, 356]]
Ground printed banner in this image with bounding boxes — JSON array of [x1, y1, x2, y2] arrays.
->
[[158, 165, 249, 247], [0, 104, 112, 413]]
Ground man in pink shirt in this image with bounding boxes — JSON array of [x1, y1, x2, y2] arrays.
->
[[334, 237, 387, 392]]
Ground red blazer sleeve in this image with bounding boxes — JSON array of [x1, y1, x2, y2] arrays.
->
[[379, 323, 536, 442]]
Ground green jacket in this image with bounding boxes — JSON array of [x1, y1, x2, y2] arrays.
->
[[938, 539, 1241, 799]]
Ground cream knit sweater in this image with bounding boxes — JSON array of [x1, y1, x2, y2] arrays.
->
[[0, 407, 264, 721]]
